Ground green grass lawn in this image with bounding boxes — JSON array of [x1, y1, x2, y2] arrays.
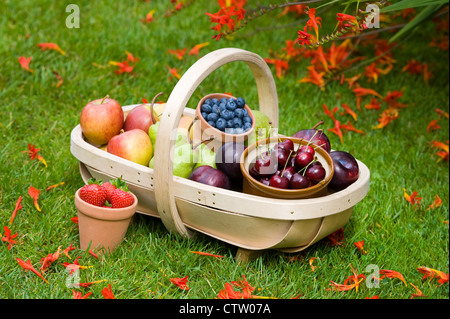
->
[[0, 0, 448, 301]]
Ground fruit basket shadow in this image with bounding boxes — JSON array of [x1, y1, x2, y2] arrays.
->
[[70, 48, 370, 262]]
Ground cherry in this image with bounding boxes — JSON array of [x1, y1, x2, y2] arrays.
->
[[273, 147, 292, 169], [254, 152, 277, 175], [269, 174, 290, 189], [298, 144, 315, 156], [276, 139, 294, 152], [295, 151, 314, 168], [259, 177, 271, 186], [290, 173, 311, 189], [305, 164, 326, 182]]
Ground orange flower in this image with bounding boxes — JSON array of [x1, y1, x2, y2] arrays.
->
[[426, 119, 440, 133], [379, 269, 407, 286], [190, 251, 224, 258], [101, 284, 116, 299], [28, 186, 41, 212], [435, 108, 449, 119], [417, 266, 449, 285], [218, 275, 255, 299], [353, 87, 382, 110], [168, 48, 187, 60], [430, 140, 449, 162], [372, 108, 399, 129], [384, 91, 407, 108], [299, 65, 325, 90], [40, 246, 62, 273], [37, 42, 66, 55], [125, 51, 140, 63], [354, 240, 367, 254], [327, 228, 344, 246], [364, 97, 382, 110], [402, 59, 423, 75], [17, 258, 49, 284], [166, 65, 181, 80], [427, 194, 443, 210], [328, 120, 344, 144], [72, 290, 93, 299], [2, 226, 18, 250], [109, 60, 134, 74], [23, 143, 47, 167], [296, 27, 314, 46], [52, 71, 63, 88], [403, 188, 422, 206], [18, 56, 34, 73], [62, 256, 93, 275], [341, 103, 357, 121], [62, 243, 76, 259], [323, 104, 338, 122], [189, 42, 210, 56], [309, 257, 320, 271], [46, 182, 64, 191], [140, 9, 155, 24], [305, 8, 322, 40], [265, 58, 289, 79], [328, 264, 365, 292], [410, 283, 427, 299], [340, 120, 365, 135], [170, 275, 189, 290], [364, 62, 392, 83], [10, 196, 23, 225], [73, 279, 107, 288]]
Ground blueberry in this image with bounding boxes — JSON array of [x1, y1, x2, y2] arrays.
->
[[211, 104, 220, 114], [244, 122, 252, 131], [225, 128, 235, 134], [201, 103, 212, 113], [234, 108, 245, 119], [201, 111, 208, 119], [243, 115, 252, 123], [204, 98, 212, 105], [226, 120, 234, 128], [221, 109, 232, 120], [236, 97, 245, 108], [219, 103, 227, 112], [242, 109, 248, 117], [211, 98, 219, 105], [208, 120, 216, 128], [207, 112, 219, 122], [220, 97, 228, 104], [226, 100, 237, 111], [232, 117, 243, 128], [216, 118, 227, 131]]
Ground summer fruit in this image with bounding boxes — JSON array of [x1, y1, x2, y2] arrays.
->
[[292, 121, 331, 153], [123, 92, 162, 133], [79, 180, 107, 207], [215, 142, 246, 180], [189, 165, 230, 190], [247, 110, 273, 145], [101, 181, 116, 202], [110, 188, 135, 208], [80, 95, 124, 145], [329, 151, 359, 191], [194, 143, 217, 170], [107, 129, 153, 166], [199, 96, 252, 134], [148, 116, 193, 152], [250, 139, 328, 190]]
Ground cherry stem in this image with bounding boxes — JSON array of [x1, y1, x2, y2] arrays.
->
[[150, 92, 164, 124], [312, 120, 324, 130], [281, 150, 293, 178], [100, 94, 109, 104], [298, 159, 318, 176], [187, 116, 198, 145]]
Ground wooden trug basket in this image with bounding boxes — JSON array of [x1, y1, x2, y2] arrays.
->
[[70, 48, 370, 261]]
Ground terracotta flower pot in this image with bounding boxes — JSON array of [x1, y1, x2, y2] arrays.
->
[[74, 188, 138, 254]]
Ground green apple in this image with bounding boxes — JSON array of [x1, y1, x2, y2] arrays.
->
[[194, 143, 217, 170], [149, 141, 196, 178]]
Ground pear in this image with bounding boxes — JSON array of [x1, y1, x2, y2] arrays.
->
[[247, 110, 274, 146], [194, 143, 217, 170], [149, 141, 195, 178], [148, 122, 189, 153]]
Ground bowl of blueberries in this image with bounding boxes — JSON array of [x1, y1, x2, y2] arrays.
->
[[195, 93, 256, 146]]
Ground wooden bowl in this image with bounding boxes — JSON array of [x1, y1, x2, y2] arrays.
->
[[195, 93, 256, 150], [240, 136, 335, 199]]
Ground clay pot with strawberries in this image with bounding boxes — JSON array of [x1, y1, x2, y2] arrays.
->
[[74, 177, 137, 254]]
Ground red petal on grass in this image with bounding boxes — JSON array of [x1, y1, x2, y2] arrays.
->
[[309, 257, 320, 271], [328, 120, 344, 144], [16, 258, 49, 284], [427, 194, 443, 210], [28, 186, 41, 212], [10, 196, 23, 225], [170, 276, 189, 290], [372, 107, 399, 129], [40, 245, 62, 273], [168, 48, 187, 60], [37, 42, 66, 55], [340, 120, 365, 134], [2, 226, 18, 250], [140, 9, 155, 24], [410, 283, 427, 299], [23, 143, 47, 167], [101, 284, 116, 299], [72, 291, 93, 299], [62, 243, 76, 259], [299, 65, 325, 90], [353, 87, 382, 98], [354, 240, 367, 254], [73, 279, 107, 288], [52, 71, 63, 88], [435, 108, 449, 119], [189, 42, 209, 56], [190, 251, 224, 258], [265, 58, 289, 79], [328, 265, 366, 292], [323, 104, 338, 122], [379, 269, 407, 286], [165, 65, 181, 80], [364, 97, 382, 110], [417, 266, 449, 285], [341, 103, 357, 121], [403, 188, 422, 206], [18, 56, 34, 73]]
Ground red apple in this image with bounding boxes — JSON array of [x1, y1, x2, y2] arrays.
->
[[123, 92, 163, 133], [107, 129, 153, 166], [80, 96, 124, 145]]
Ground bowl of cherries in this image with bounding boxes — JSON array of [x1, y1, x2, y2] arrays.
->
[[240, 136, 335, 199]]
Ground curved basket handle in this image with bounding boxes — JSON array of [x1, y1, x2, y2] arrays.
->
[[153, 48, 279, 238]]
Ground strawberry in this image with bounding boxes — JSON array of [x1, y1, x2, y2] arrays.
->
[[79, 179, 107, 207], [110, 188, 134, 208], [101, 181, 116, 203]]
